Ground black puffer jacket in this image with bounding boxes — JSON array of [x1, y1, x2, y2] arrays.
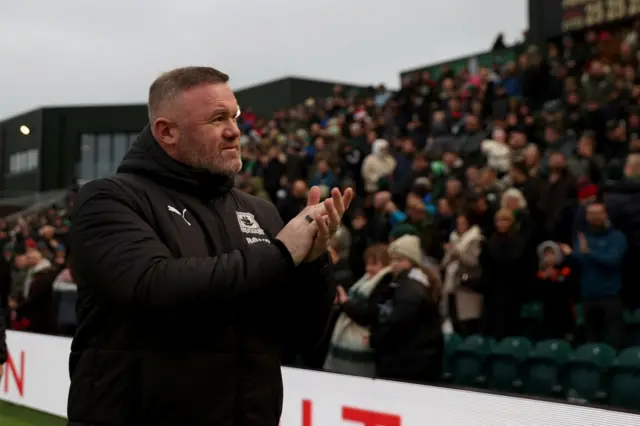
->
[[67, 126, 334, 426], [370, 268, 443, 384]]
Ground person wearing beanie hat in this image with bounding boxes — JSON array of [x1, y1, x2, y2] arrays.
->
[[389, 223, 419, 240], [388, 235, 424, 267], [368, 235, 444, 384]]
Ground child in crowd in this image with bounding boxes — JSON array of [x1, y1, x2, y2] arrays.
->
[[536, 241, 575, 339]]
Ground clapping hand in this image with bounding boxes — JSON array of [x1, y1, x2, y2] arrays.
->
[[304, 186, 354, 262], [578, 232, 589, 253], [275, 186, 353, 265], [559, 243, 572, 256]]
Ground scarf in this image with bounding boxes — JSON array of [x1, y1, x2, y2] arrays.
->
[[324, 266, 391, 375], [442, 225, 482, 295]]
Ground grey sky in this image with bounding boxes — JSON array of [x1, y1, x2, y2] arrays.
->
[[0, 0, 526, 119]]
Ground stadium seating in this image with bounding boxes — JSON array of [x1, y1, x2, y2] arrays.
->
[[564, 343, 616, 404], [450, 334, 495, 387], [440, 334, 640, 411], [625, 310, 640, 347], [521, 339, 572, 398], [608, 346, 640, 410], [485, 336, 532, 393], [442, 332, 463, 382]]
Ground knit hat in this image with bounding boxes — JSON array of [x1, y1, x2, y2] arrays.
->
[[389, 224, 419, 240], [388, 235, 423, 266], [578, 183, 598, 201]]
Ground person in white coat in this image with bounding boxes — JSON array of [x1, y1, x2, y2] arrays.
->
[[441, 213, 484, 337]]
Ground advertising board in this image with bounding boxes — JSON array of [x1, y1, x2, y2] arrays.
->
[[2, 331, 640, 425]]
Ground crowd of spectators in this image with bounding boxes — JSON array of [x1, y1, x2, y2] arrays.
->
[[0, 186, 76, 338], [3, 20, 640, 401], [235, 22, 640, 383]]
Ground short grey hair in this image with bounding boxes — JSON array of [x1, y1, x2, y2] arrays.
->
[[148, 66, 229, 122]]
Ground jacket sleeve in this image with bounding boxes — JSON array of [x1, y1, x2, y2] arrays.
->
[[70, 179, 295, 311], [283, 255, 334, 351], [258, 199, 334, 352], [341, 299, 377, 327], [582, 231, 627, 267]]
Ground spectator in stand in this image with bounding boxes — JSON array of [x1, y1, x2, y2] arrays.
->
[[568, 131, 605, 184], [535, 241, 574, 339], [371, 235, 443, 384], [300, 227, 355, 370], [561, 202, 626, 348], [362, 139, 396, 193], [309, 157, 337, 190], [325, 244, 392, 377], [277, 180, 308, 224], [538, 151, 578, 242], [481, 127, 511, 174], [13, 248, 59, 334], [480, 209, 527, 340], [441, 212, 484, 337], [602, 153, 640, 310]]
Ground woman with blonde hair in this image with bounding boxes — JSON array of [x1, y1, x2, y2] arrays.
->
[[500, 187, 527, 211], [369, 235, 444, 383], [441, 212, 484, 337], [325, 244, 392, 377]]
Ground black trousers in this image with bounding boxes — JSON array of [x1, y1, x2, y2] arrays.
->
[[583, 297, 623, 349]]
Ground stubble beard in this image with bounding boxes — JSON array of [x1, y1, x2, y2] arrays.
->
[[177, 138, 242, 177]]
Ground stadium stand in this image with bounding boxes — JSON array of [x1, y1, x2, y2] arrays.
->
[[4, 12, 640, 425]]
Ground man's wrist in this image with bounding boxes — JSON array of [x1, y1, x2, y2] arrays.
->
[[273, 239, 298, 268]]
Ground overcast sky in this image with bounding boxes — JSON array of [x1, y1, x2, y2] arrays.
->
[[0, 0, 526, 119]]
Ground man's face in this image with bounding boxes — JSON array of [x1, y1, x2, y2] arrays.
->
[[446, 179, 461, 197], [544, 127, 559, 144], [413, 156, 427, 170], [549, 153, 566, 170], [510, 132, 526, 149], [173, 83, 242, 175], [438, 198, 452, 216], [26, 249, 41, 266], [292, 181, 307, 198], [465, 116, 478, 132], [317, 160, 329, 174], [578, 137, 594, 156], [586, 204, 607, 227]]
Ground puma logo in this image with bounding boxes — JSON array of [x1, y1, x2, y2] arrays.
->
[[167, 205, 191, 226]]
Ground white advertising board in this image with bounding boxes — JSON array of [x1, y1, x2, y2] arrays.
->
[[2, 330, 640, 425]]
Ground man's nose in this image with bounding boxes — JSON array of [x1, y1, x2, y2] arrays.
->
[[223, 122, 241, 140]]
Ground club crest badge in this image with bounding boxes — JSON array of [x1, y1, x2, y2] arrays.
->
[[236, 212, 265, 236]]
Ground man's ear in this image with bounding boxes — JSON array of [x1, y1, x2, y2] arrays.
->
[[151, 117, 179, 148]]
